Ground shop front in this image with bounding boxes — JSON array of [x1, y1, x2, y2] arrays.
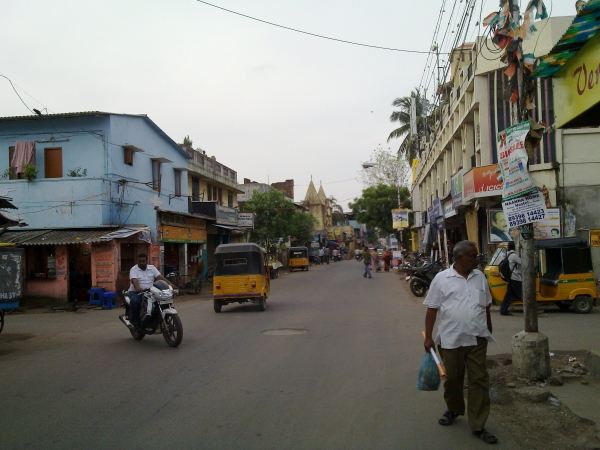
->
[[159, 212, 207, 286]]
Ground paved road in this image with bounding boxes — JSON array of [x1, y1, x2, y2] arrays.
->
[[1, 261, 598, 449]]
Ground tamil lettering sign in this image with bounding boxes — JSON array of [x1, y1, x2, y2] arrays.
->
[[497, 122, 536, 200], [463, 164, 503, 201], [237, 212, 254, 229], [501, 190, 547, 228], [392, 209, 409, 229], [216, 205, 238, 225], [554, 30, 600, 128]]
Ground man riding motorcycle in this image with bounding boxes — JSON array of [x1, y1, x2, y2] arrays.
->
[[128, 253, 176, 329]]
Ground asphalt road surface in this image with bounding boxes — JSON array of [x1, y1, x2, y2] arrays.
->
[[1, 261, 598, 449]]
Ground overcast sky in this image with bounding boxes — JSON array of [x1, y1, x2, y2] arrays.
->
[[1, 1, 576, 209]]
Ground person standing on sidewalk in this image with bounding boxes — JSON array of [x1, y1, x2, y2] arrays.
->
[[500, 241, 521, 316], [423, 240, 498, 444], [362, 246, 372, 278], [323, 246, 330, 264]]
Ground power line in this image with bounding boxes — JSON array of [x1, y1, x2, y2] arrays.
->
[[195, 0, 434, 54], [0, 74, 35, 115]]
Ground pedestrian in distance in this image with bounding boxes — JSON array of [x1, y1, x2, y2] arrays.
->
[[500, 241, 521, 316], [423, 240, 498, 445], [332, 247, 340, 262], [318, 247, 325, 264], [362, 246, 372, 278], [382, 248, 392, 272], [324, 246, 330, 264]]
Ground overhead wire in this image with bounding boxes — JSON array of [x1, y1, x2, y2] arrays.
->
[[195, 0, 434, 54]]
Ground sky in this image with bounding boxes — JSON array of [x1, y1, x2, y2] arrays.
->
[[0, 0, 577, 209]]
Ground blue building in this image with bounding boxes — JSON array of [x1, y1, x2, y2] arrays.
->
[[0, 112, 209, 302]]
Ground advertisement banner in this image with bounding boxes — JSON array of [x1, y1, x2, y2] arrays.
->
[[237, 212, 254, 229], [443, 198, 456, 218], [431, 198, 442, 219], [532, 208, 561, 239], [501, 190, 547, 228], [451, 169, 464, 208], [162, 226, 207, 243], [591, 230, 600, 247], [489, 207, 559, 243], [463, 164, 503, 201], [392, 251, 402, 268], [392, 209, 409, 229], [497, 122, 537, 200]]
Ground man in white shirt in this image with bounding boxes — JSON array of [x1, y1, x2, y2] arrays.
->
[[500, 241, 521, 316], [127, 253, 175, 327], [318, 247, 324, 264], [423, 241, 498, 444]]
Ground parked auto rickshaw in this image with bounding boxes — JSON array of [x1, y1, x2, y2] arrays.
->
[[289, 246, 309, 271], [212, 243, 270, 313], [484, 237, 598, 314]]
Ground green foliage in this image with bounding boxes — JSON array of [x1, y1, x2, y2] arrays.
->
[[23, 164, 38, 182], [243, 189, 300, 249], [0, 167, 11, 179], [289, 211, 317, 246], [183, 135, 193, 147], [67, 167, 87, 177], [349, 184, 412, 238]]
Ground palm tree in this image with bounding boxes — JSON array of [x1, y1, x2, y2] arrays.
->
[[387, 89, 431, 162]]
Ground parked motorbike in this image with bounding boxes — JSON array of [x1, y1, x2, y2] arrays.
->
[[119, 280, 183, 347], [409, 260, 444, 297]]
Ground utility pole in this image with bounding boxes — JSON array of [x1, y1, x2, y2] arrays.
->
[[506, 0, 550, 380]]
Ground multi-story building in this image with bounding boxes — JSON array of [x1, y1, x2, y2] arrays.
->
[[412, 16, 573, 263], [0, 111, 193, 302]]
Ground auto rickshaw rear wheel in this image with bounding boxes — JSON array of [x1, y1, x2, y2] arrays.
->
[[214, 300, 223, 313], [257, 296, 266, 311], [572, 296, 593, 314], [555, 301, 572, 310]]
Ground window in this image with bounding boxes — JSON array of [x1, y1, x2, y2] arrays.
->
[[218, 188, 222, 204], [44, 148, 63, 178], [207, 183, 212, 201], [152, 160, 161, 191], [192, 176, 200, 201], [8, 146, 17, 179], [124, 148, 133, 166], [227, 190, 233, 208], [26, 245, 55, 277], [174, 169, 181, 197]]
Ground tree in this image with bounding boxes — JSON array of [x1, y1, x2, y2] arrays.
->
[[327, 196, 346, 226], [349, 184, 412, 239], [289, 211, 317, 245], [243, 189, 296, 249], [387, 89, 431, 162], [360, 148, 410, 189], [183, 135, 193, 147]]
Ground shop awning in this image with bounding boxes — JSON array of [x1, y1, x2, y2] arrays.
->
[[0, 211, 27, 228], [0, 227, 151, 246], [0, 197, 17, 209], [212, 224, 244, 231]]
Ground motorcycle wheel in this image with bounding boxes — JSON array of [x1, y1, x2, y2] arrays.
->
[[129, 327, 146, 340], [410, 279, 427, 297], [162, 313, 183, 347]]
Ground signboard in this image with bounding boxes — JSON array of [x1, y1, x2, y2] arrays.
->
[[496, 122, 536, 200], [591, 230, 600, 247], [463, 164, 503, 201], [501, 190, 547, 229], [392, 251, 402, 268], [443, 198, 456, 218], [451, 169, 464, 208], [0, 248, 24, 302], [389, 235, 398, 248], [489, 206, 559, 243], [237, 212, 254, 229], [392, 209, 409, 229], [162, 226, 207, 244], [431, 198, 442, 220], [215, 205, 238, 225], [532, 208, 561, 239], [554, 30, 600, 128]]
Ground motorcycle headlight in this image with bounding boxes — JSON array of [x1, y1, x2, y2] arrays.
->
[[161, 290, 173, 300]]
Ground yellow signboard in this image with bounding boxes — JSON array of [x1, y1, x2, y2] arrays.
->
[[392, 209, 409, 229], [554, 30, 600, 128], [161, 226, 207, 243], [590, 230, 600, 247]]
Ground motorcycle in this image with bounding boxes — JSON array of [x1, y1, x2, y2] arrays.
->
[[119, 280, 183, 347], [409, 260, 444, 297]]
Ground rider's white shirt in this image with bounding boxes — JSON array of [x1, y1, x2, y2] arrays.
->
[[129, 264, 161, 291]]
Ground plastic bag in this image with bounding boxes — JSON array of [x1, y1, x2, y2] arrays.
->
[[416, 352, 441, 391], [368, 263, 372, 269]]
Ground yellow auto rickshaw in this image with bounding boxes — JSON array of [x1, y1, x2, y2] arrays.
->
[[289, 246, 309, 272], [484, 237, 598, 314], [213, 243, 270, 313]]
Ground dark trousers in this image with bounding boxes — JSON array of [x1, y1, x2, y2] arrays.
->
[[501, 279, 522, 314], [438, 337, 490, 432], [128, 291, 143, 324], [325, 256, 329, 264], [363, 263, 372, 278]]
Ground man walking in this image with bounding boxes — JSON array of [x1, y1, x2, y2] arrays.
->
[[323, 246, 330, 264], [423, 241, 498, 444], [362, 246, 372, 278], [500, 241, 521, 316]]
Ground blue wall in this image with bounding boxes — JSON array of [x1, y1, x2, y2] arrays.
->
[[0, 113, 190, 240]]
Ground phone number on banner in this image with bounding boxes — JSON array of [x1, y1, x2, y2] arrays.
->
[[507, 209, 546, 227]]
